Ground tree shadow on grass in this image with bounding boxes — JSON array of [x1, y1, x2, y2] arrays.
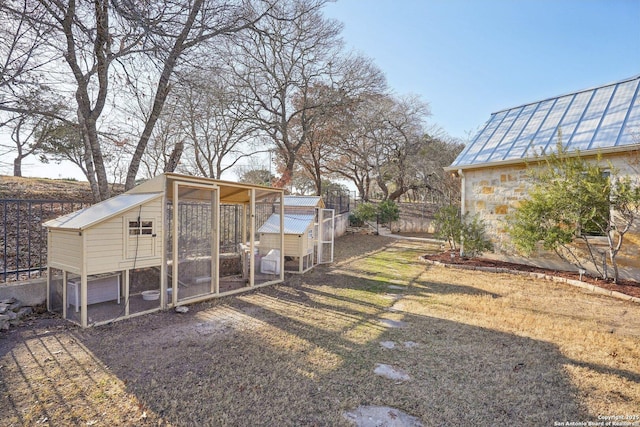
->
[[3, 276, 637, 426]]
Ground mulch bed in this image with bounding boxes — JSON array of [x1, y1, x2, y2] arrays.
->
[[423, 250, 640, 299]]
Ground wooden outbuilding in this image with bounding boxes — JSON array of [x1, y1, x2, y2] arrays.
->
[[44, 173, 285, 327], [258, 196, 334, 273]]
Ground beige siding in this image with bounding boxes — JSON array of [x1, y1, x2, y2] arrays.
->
[[259, 233, 299, 256], [85, 198, 163, 274], [48, 230, 83, 273]]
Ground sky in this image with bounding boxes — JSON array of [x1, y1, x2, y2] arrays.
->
[[323, 0, 640, 141], [4, 0, 640, 180]]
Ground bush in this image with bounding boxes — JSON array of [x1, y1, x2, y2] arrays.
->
[[377, 200, 400, 228], [350, 202, 377, 226], [433, 205, 463, 250], [433, 205, 492, 256], [461, 215, 493, 257]]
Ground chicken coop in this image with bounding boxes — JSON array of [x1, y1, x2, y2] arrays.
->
[[44, 173, 284, 327], [258, 196, 334, 274]]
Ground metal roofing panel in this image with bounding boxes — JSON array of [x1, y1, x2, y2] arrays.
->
[[258, 214, 315, 235], [490, 103, 538, 162], [474, 107, 524, 163], [283, 196, 322, 207], [449, 75, 640, 169], [592, 79, 637, 147], [501, 98, 556, 161], [43, 192, 163, 230], [574, 85, 616, 150]]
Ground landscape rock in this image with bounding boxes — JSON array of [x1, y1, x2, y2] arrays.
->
[[343, 405, 423, 427], [380, 341, 396, 349], [379, 319, 407, 328], [0, 298, 36, 331], [17, 306, 33, 317], [374, 363, 411, 381]]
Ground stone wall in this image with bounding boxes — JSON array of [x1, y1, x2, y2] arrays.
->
[[396, 203, 438, 233], [461, 151, 640, 281]]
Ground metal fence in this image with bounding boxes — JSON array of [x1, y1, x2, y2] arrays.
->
[[1, 199, 276, 283], [322, 189, 351, 214], [1, 199, 90, 282]]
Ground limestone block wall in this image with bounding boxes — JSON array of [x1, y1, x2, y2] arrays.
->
[[461, 151, 640, 281], [463, 164, 530, 252]]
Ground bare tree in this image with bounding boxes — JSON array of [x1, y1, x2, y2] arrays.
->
[[0, 0, 273, 201], [294, 57, 386, 195], [4, 113, 51, 176], [174, 70, 259, 179], [36, 121, 89, 178], [324, 92, 386, 201], [225, 0, 346, 188]]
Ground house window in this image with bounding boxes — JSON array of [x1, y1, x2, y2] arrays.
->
[[129, 220, 154, 236]]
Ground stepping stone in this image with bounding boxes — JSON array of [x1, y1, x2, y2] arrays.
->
[[373, 364, 411, 381], [388, 285, 406, 290], [343, 405, 423, 427], [382, 294, 401, 301], [380, 341, 396, 349], [403, 341, 418, 348], [379, 319, 407, 328]]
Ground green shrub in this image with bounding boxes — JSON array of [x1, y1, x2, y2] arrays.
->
[[377, 200, 400, 228], [433, 205, 462, 250], [350, 202, 377, 226], [433, 205, 492, 256], [461, 214, 493, 257]]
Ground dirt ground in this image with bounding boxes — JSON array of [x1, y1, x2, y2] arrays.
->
[[1, 234, 639, 426]]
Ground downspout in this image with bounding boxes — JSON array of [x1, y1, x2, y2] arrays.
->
[[458, 169, 465, 257]]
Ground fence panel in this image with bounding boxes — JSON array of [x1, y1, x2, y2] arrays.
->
[[1, 199, 89, 282]]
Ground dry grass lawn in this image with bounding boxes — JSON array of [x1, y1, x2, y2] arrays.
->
[[1, 234, 639, 426]]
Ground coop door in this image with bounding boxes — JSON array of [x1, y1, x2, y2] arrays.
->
[[317, 208, 334, 264], [126, 217, 156, 259]]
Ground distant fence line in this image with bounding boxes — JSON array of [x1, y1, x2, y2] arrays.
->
[[1, 199, 90, 282]]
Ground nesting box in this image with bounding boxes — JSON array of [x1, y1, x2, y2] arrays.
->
[[258, 196, 334, 273]]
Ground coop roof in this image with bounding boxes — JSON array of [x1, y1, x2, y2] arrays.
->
[[258, 214, 315, 235], [283, 196, 324, 208], [43, 192, 163, 231], [448, 74, 640, 170]]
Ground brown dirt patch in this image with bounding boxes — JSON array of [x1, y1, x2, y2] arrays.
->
[[423, 250, 640, 299], [1, 234, 639, 426]]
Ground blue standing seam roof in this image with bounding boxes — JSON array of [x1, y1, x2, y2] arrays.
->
[[450, 75, 640, 169]]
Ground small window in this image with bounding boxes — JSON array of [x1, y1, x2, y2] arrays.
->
[[129, 220, 153, 236]]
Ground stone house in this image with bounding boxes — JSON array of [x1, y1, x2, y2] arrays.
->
[[446, 75, 640, 281]]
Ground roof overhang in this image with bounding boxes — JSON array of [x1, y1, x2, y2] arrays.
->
[[445, 143, 640, 174]]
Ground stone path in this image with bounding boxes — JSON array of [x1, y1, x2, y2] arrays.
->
[[343, 406, 424, 427], [343, 283, 424, 426]]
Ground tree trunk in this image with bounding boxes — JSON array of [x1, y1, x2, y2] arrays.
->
[[125, 0, 204, 190], [164, 141, 184, 173], [13, 157, 22, 177]]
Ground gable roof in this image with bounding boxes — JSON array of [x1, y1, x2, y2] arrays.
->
[[43, 192, 163, 231], [258, 214, 315, 235], [449, 75, 640, 170]]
